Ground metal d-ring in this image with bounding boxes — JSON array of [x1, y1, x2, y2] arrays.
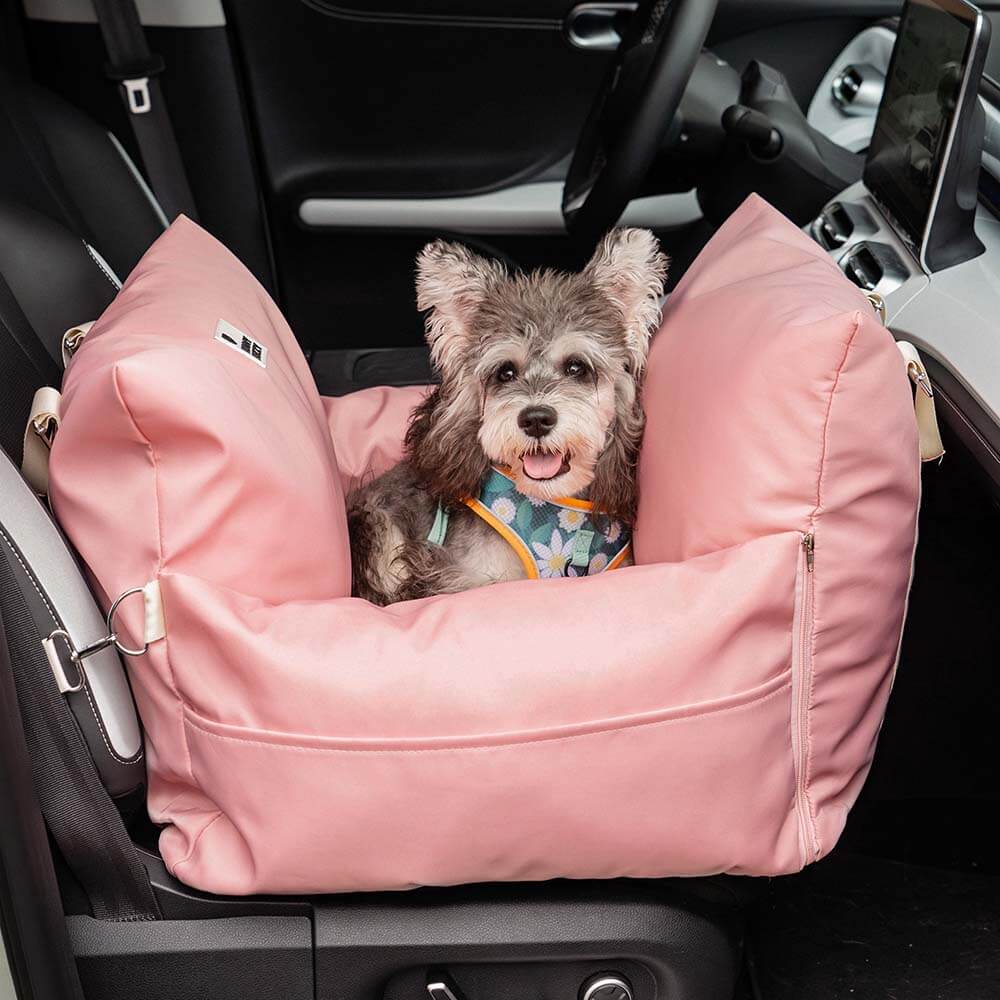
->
[[105, 586, 150, 657], [51, 586, 149, 664]]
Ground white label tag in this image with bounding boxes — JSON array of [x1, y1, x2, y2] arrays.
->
[[214, 319, 267, 369]]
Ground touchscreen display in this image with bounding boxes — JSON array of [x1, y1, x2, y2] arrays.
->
[[863, 0, 979, 249]]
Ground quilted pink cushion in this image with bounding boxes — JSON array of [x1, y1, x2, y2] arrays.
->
[[49, 200, 919, 895]]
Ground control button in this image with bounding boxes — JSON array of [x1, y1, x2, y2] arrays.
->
[[831, 63, 886, 115], [580, 973, 633, 1000]]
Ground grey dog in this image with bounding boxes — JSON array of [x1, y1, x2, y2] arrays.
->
[[347, 228, 668, 605]]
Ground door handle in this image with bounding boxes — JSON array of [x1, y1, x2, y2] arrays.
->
[[565, 2, 637, 51]]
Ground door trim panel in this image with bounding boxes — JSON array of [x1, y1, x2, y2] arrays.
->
[[299, 0, 560, 30], [22, 0, 226, 27], [298, 183, 702, 234]]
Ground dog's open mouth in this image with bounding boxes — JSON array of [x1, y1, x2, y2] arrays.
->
[[521, 450, 571, 481]]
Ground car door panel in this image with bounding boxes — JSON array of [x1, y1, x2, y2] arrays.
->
[[226, 0, 607, 200], [26, 0, 910, 360], [223, 0, 620, 358], [223, 0, 910, 362]]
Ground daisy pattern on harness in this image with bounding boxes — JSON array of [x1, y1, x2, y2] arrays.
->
[[491, 496, 517, 524], [558, 508, 586, 531], [533, 529, 574, 578]]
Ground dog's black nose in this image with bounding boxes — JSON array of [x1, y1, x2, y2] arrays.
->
[[518, 405, 558, 438]]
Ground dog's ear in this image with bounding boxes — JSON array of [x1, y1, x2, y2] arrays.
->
[[588, 384, 645, 527], [584, 228, 668, 374], [416, 240, 506, 379], [405, 383, 491, 504]]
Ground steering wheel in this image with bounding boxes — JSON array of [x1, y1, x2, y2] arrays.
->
[[562, 0, 720, 247]]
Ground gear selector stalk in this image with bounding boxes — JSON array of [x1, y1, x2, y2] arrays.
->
[[721, 104, 782, 158]]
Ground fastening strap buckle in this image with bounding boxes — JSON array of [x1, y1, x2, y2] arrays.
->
[[42, 585, 161, 694]]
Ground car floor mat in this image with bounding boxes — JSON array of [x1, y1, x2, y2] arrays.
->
[[748, 850, 1000, 999]]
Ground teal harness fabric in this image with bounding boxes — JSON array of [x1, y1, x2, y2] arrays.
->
[[428, 467, 631, 579]]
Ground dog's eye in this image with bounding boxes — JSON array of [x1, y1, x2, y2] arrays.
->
[[495, 362, 518, 384], [564, 357, 590, 379]]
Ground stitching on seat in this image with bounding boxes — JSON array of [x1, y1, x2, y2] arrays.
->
[[105, 131, 170, 231], [113, 364, 196, 783], [800, 312, 862, 857], [810, 314, 861, 521], [181, 675, 792, 756], [0, 525, 142, 766], [0, 525, 58, 624], [82, 240, 122, 291], [79, 673, 142, 765]]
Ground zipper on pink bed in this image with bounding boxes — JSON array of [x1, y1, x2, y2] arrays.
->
[[791, 532, 820, 867]]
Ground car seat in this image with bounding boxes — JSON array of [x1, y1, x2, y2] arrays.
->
[[0, 65, 751, 1000]]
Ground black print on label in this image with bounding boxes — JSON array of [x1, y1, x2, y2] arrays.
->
[[215, 320, 268, 369]]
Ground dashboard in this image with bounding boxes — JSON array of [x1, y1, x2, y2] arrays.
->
[[807, 1, 1000, 489]]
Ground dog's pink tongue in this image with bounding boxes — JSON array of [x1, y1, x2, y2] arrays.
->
[[523, 451, 564, 480]]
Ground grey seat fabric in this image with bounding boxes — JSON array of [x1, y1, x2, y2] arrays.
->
[[0, 71, 156, 799], [0, 200, 119, 365], [0, 449, 146, 798], [0, 199, 148, 798], [0, 66, 164, 460], [0, 69, 166, 281]]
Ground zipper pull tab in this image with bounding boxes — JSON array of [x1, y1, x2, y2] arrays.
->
[[802, 532, 815, 572]]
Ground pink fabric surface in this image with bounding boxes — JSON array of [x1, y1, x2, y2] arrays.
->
[[51, 216, 350, 606], [49, 199, 920, 894], [638, 194, 920, 863], [321, 385, 428, 490]]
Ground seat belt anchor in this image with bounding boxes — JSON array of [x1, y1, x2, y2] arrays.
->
[[123, 77, 152, 115]]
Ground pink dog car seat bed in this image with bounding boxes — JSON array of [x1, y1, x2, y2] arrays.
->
[[49, 195, 921, 896]]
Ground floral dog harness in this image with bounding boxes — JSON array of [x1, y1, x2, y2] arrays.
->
[[428, 467, 631, 579]]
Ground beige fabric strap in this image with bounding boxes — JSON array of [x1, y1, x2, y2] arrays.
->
[[22, 386, 62, 495], [142, 580, 166, 643], [62, 320, 94, 368], [21, 321, 94, 496], [896, 341, 945, 463]]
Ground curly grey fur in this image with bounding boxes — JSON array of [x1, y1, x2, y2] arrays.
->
[[348, 229, 668, 605]]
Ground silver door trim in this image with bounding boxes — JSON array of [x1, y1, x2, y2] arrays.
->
[[298, 182, 701, 234], [22, 0, 225, 27]]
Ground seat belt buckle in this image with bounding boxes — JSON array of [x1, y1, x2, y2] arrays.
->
[[123, 77, 152, 115]]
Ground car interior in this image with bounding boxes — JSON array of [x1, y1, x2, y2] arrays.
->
[[1, 1, 999, 998]]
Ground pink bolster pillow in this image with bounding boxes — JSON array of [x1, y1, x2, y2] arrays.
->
[[49, 199, 919, 895]]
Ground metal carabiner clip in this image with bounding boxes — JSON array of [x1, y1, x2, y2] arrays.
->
[[42, 587, 151, 694]]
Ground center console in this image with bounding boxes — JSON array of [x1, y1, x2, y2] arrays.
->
[[810, 199, 912, 296], [806, 0, 1000, 492], [812, 183, 929, 311], [812, 0, 989, 299], [811, 198, 913, 296]]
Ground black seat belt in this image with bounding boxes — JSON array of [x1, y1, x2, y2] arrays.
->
[[91, 0, 198, 223], [0, 546, 160, 922]]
